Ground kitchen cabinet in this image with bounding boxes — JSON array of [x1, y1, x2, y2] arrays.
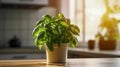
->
[[0, 48, 46, 59], [0, 53, 46, 60], [0, 0, 49, 9], [0, 0, 48, 5]]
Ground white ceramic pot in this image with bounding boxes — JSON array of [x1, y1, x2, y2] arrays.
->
[[45, 43, 68, 63]]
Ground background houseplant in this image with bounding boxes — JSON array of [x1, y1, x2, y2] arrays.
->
[[32, 13, 80, 63], [96, 0, 120, 50]]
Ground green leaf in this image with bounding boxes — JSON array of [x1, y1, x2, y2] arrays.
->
[[58, 41, 61, 47], [38, 32, 47, 43], [34, 32, 46, 50], [42, 15, 51, 20], [60, 21, 69, 28], [32, 26, 46, 38], [34, 32, 45, 45], [70, 25, 80, 35], [71, 36, 78, 48], [46, 41, 54, 51], [36, 15, 52, 27], [36, 20, 44, 27], [58, 13, 65, 19], [53, 30, 58, 35], [58, 26, 62, 35], [38, 45, 43, 50], [34, 38, 38, 45], [65, 18, 70, 25], [71, 43, 75, 48]]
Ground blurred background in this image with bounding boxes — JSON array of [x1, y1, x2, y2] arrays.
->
[[0, 0, 120, 59]]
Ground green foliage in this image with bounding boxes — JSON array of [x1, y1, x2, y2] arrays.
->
[[96, 0, 120, 41], [32, 13, 80, 51]]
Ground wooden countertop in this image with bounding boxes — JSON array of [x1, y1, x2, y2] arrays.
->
[[0, 58, 120, 67]]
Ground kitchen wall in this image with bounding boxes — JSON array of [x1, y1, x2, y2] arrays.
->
[[0, 7, 56, 48]]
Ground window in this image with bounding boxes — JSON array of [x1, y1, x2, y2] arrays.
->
[[69, 0, 120, 46], [69, 0, 84, 45]]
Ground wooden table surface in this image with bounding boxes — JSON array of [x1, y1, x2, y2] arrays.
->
[[0, 58, 120, 67]]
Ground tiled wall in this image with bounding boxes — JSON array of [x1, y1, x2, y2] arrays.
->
[[0, 7, 56, 48]]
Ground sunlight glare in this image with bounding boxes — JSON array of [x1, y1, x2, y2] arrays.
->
[[69, 0, 75, 24]]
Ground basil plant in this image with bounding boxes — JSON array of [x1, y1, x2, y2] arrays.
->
[[32, 13, 80, 51]]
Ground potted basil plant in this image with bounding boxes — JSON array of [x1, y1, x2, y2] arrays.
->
[[32, 13, 80, 63]]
